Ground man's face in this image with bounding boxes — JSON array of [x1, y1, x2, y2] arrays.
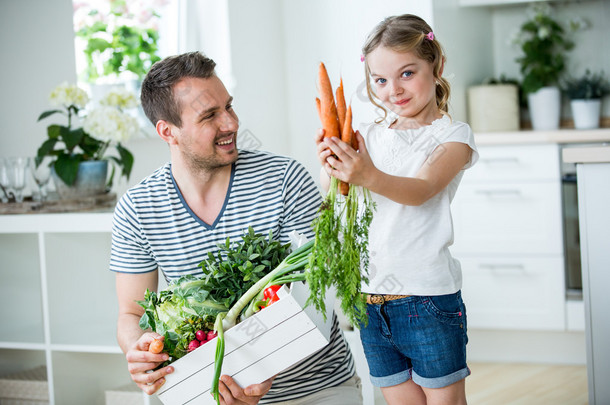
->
[[171, 76, 239, 171]]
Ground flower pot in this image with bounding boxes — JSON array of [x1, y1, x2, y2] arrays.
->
[[52, 160, 108, 200], [468, 84, 520, 132], [527, 86, 561, 131], [570, 99, 601, 130]]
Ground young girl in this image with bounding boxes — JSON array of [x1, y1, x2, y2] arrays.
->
[[316, 14, 478, 405]]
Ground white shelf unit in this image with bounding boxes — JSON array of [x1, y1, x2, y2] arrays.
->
[[0, 212, 151, 404]]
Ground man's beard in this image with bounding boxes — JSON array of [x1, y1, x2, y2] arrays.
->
[[182, 145, 239, 174]]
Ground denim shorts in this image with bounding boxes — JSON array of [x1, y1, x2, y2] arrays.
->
[[358, 291, 470, 389]]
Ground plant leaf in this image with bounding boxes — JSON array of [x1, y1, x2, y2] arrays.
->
[[116, 143, 134, 178], [37, 139, 57, 160], [47, 124, 63, 139], [63, 127, 85, 151], [38, 109, 64, 121], [54, 154, 81, 186]]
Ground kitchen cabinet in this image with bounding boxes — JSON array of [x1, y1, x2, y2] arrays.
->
[[0, 212, 149, 404], [452, 143, 567, 330], [453, 129, 610, 334]]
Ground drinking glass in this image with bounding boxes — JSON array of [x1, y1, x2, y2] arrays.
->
[[29, 157, 53, 201], [0, 158, 10, 203], [6, 157, 28, 203]]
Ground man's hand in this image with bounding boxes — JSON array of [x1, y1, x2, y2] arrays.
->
[[217, 375, 275, 405], [125, 332, 174, 395]]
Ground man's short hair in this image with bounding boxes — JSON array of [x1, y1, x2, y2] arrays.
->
[[141, 52, 217, 127]]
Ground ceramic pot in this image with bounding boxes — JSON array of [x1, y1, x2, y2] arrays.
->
[[52, 160, 108, 199], [468, 84, 520, 132], [527, 86, 561, 131], [570, 99, 601, 130]]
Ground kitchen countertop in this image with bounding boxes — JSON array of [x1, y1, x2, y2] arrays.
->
[[475, 128, 610, 145], [563, 145, 610, 164]]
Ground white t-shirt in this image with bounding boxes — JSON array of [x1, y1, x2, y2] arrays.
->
[[360, 115, 479, 296]]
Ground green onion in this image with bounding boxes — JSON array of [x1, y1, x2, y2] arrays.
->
[[210, 240, 314, 403]]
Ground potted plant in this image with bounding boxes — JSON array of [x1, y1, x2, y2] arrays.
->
[[562, 70, 609, 129], [468, 75, 521, 133], [36, 82, 137, 199], [513, 3, 582, 130], [73, 0, 168, 84]]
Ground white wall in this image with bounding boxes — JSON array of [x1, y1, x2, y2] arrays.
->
[[433, 0, 494, 122], [226, 0, 291, 158], [0, 0, 77, 158]]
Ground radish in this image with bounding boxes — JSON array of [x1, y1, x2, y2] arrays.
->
[[195, 330, 207, 342], [187, 339, 200, 352]]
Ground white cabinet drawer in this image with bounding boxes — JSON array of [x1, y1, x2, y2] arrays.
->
[[459, 256, 565, 330], [452, 181, 563, 255], [468, 144, 560, 182]]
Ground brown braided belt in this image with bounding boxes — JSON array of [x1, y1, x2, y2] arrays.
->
[[366, 294, 410, 305]]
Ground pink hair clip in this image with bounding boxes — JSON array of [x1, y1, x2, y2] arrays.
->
[[426, 31, 434, 41], [360, 54, 365, 62]]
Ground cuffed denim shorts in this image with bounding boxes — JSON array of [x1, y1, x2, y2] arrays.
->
[[358, 291, 470, 389]]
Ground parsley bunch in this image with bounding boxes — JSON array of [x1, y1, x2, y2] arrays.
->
[[198, 227, 291, 308]]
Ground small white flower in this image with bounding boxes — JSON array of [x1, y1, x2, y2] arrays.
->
[[530, 3, 552, 19], [568, 17, 591, 33], [538, 26, 550, 40], [49, 82, 89, 108], [84, 106, 139, 143], [100, 88, 140, 109]]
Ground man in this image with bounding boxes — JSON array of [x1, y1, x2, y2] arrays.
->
[[111, 51, 362, 404]]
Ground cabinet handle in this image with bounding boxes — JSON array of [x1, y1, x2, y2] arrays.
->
[[475, 189, 522, 197], [479, 263, 526, 274], [479, 157, 520, 164]]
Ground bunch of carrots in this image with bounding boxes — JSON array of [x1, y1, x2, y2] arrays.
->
[[315, 62, 358, 195], [307, 63, 375, 327]]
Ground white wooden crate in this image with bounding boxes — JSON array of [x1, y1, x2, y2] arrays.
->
[[157, 281, 333, 405]]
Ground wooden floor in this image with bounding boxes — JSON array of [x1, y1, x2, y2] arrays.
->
[[466, 363, 588, 405], [373, 362, 588, 405]]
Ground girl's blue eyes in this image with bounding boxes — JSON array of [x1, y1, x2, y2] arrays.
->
[[374, 71, 413, 85]]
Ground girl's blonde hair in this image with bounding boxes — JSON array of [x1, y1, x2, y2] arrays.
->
[[362, 14, 450, 122]]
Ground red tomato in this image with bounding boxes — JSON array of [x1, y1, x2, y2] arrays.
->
[[263, 285, 282, 300]]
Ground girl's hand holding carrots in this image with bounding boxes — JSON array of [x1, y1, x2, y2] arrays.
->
[[322, 131, 378, 190], [316, 62, 359, 195], [315, 128, 333, 168]]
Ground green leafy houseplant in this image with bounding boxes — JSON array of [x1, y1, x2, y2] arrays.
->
[[513, 3, 577, 95], [73, 0, 167, 83], [561, 70, 610, 100], [36, 82, 136, 188]]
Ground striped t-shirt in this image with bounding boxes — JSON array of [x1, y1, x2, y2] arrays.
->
[[110, 150, 355, 403]]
